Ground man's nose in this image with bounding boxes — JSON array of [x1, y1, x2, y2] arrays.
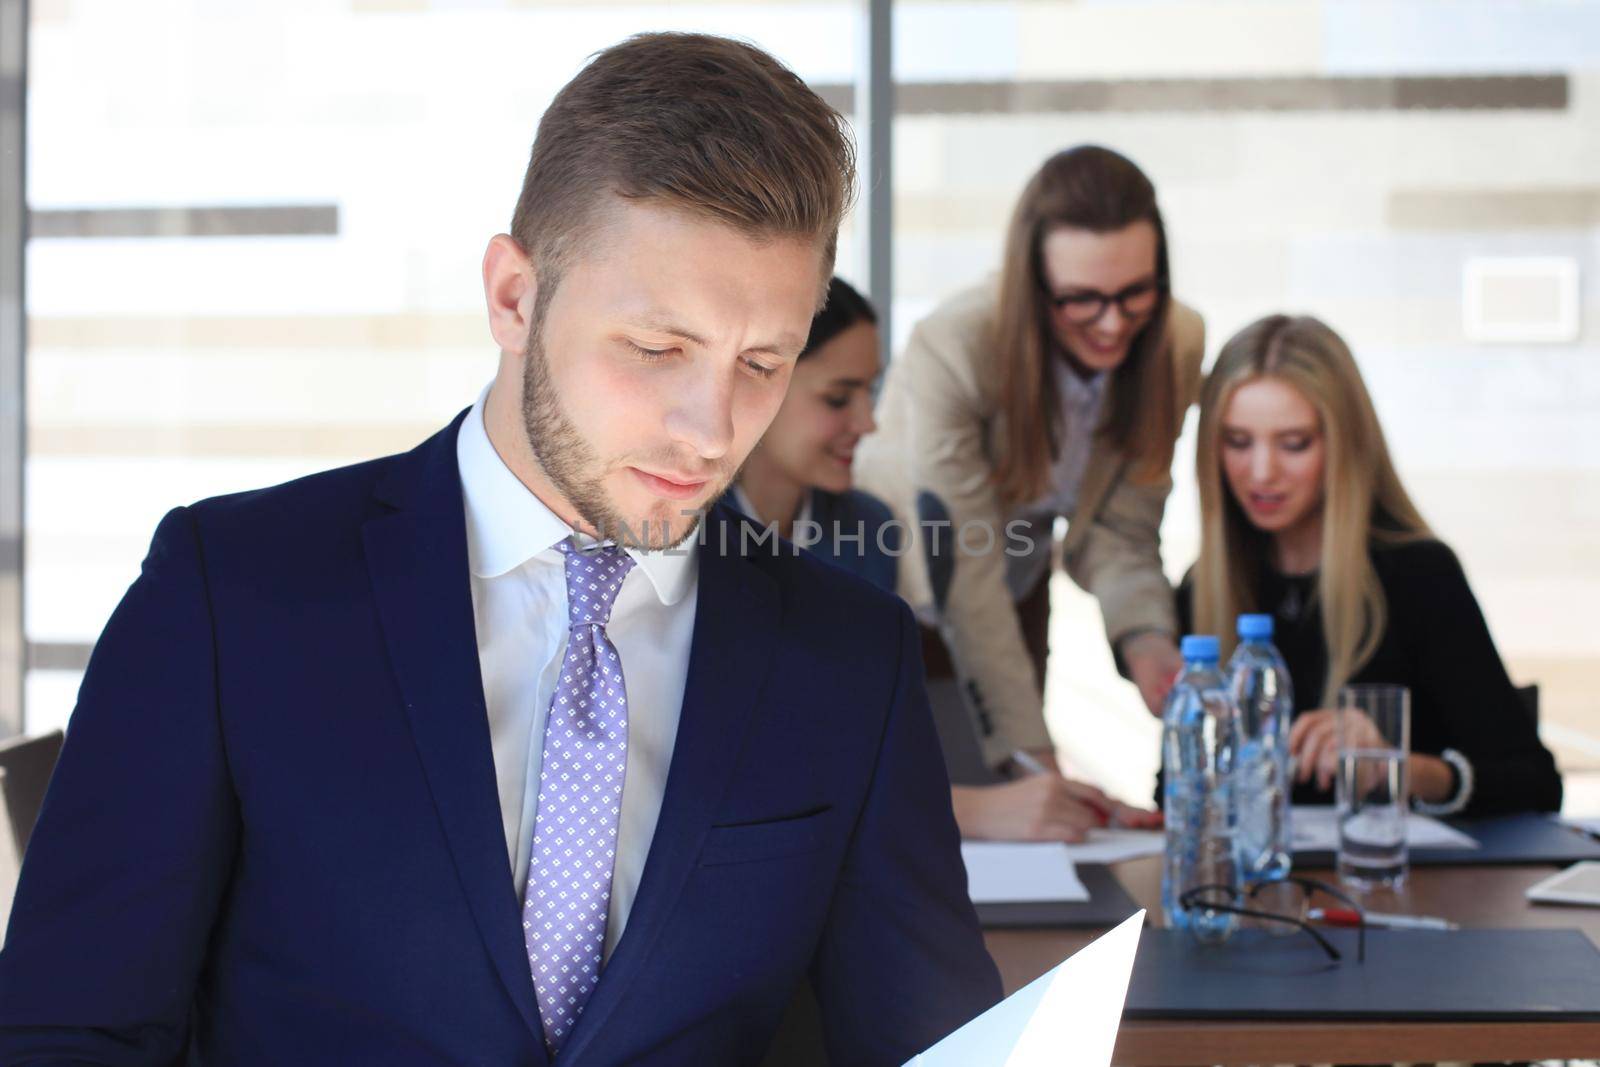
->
[[663, 364, 736, 460]]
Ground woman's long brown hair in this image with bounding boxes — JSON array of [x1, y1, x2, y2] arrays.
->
[[993, 145, 1178, 510]]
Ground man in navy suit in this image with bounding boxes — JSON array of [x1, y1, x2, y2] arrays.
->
[[0, 30, 1000, 1066]]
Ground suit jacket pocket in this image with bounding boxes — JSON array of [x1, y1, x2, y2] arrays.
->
[[699, 807, 833, 867]]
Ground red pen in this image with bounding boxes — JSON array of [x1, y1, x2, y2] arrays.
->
[[1309, 907, 1457, 931]]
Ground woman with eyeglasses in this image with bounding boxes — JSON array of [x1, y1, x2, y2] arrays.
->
[[856, 145, 1205, 780], [1178, 313, 1561, 816], [736, 277, 1160, 842]]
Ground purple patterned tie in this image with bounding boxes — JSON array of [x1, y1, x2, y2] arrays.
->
[[523, 539, 634, 1055]]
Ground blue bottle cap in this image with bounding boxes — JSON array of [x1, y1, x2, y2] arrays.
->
[[1180, 634, 1220, 662], [1237, 613, 1274, 640]]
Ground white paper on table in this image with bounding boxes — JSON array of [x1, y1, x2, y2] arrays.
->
[[961, 842, 1089, 903], [1290, 805, 1478, 851], [905, 910, 1145, 1067], [1062, 828, 1164, 865]]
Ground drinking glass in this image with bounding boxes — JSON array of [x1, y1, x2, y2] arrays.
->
[[1335, 685, 1411, 890]]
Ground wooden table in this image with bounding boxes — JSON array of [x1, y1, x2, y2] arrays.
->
[[983, 856, 1600, 1066]]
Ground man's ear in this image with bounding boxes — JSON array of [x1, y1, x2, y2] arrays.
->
[[482, 234, 538, 356]]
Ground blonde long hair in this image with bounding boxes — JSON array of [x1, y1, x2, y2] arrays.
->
[[993, 146, 1181, 509], [1192, 314, 1431, 706]]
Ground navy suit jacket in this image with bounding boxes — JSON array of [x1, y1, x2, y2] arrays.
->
[[0, 413, 1000, 1066]]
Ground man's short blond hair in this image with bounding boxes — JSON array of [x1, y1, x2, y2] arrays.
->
[[510, 32, 856, 288]]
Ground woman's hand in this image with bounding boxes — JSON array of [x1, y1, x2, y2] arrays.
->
[[1289, 709, 1456, 803], [951, 777, 1161, 843], [1288, 708, 1383, 792], [1122, 631, 1184, 717]]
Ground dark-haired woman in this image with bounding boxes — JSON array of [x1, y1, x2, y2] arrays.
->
[[729, 277, 898, 590], [738, 277, 1157, 842], [856, 145, 1205, 774]]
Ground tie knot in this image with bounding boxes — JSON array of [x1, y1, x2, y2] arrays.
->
[[558, 540, 635, 628]]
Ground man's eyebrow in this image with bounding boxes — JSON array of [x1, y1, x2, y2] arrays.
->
[[618, 316, 803, 358], [829, 376, 872, 388], [620, 316, 710, 348], [747, 336, 806, 359]]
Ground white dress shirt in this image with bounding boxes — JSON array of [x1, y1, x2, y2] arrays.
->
[[455, 385, 698, 958]]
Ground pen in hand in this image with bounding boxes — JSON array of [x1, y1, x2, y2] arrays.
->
[[1007, 749, 1117, 829], [1007, 749, 1051, 778]]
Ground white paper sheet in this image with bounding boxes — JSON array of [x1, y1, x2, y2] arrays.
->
[[906, 910, 1145, 1067], [1290, 805, 1478, 851], [1062, 828, 1165, 865], [961, 842, 1090, 903]]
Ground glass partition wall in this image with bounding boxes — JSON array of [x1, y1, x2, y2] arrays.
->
[[20, 0, 867, 735], [891, 0, 1600, 813], [14, 0, 1600, 814]]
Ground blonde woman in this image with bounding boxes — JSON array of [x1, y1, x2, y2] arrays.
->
[[1179, 313, 1561, 816], [856, 146, 1204, 773]]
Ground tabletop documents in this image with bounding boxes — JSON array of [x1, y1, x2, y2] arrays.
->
[[1290, 805, 1478, 852]]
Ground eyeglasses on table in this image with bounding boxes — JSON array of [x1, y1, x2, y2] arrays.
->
[[1177, 875, 1367, 964]]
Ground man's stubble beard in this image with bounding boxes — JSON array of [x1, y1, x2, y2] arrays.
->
[[520, 324, 729, 552]]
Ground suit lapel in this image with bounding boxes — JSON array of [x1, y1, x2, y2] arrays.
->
[[558, 506, 781, 1065], [362, 414, 549, 1061]]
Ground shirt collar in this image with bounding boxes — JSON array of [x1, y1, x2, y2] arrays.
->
[[728, 483, 759, 521], [727, 483, 813, 530], [456, 384, 697, 606], [1055, 360, 1107, 410]]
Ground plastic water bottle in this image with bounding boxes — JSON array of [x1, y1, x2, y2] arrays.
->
[[1228, 614, 1295, 882], [1161, 634, 1241, 943]]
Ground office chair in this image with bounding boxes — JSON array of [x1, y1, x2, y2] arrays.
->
[[0, 730, 65, 936], [0, 730, 64, 860]]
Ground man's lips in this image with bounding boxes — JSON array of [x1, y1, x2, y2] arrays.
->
[[630, 467, 711, 501]]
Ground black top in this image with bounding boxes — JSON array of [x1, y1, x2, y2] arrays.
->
[[1175, 538, 1562, 816]]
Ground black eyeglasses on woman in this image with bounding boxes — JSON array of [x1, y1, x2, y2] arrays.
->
[[1045, 276, 1166, 325]]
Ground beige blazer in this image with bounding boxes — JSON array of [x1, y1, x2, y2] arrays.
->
[[854, 278, 1205, 766]]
